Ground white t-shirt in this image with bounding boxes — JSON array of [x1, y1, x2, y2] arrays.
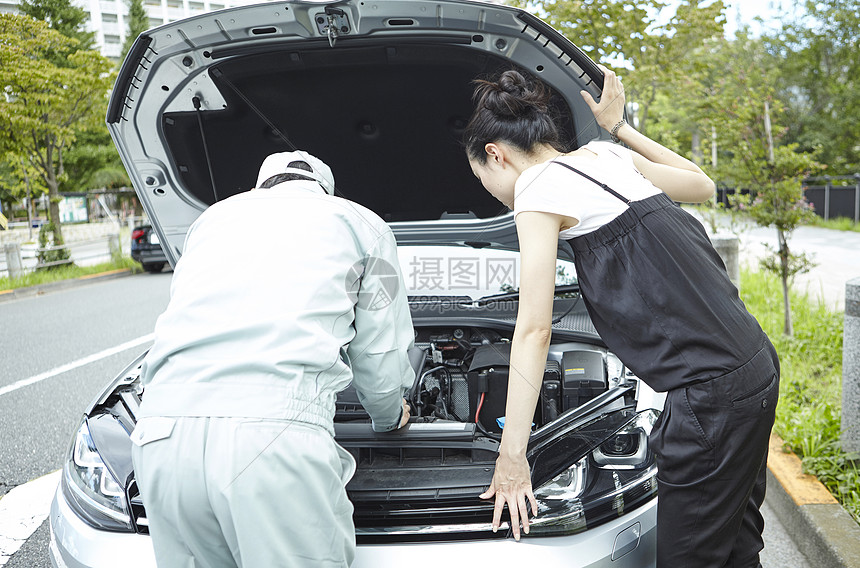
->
[[513, 140, 661, 238]]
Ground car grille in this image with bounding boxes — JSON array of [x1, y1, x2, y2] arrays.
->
[[125, 442, 503, 541], [127, 479, 149, 535], [344, 443, 505, 543]]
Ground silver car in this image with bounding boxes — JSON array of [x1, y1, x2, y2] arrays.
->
[[50, 1, 664, 566]]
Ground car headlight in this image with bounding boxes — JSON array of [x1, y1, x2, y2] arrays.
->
[[62, 418, 133, 531], [528, 409, 658, 536]]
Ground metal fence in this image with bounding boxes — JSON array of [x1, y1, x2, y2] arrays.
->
[[714, 174, 860, 223], [714, 185, 751, 209], [802, 175, 860, 223]]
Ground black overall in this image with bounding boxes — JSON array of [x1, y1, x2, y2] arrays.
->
[[556, 161, 780, 568]]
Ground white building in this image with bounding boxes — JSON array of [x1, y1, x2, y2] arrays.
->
[[0, 0, 19, 14], [1, 0, 264, 59], [75, 0, 265, 59]]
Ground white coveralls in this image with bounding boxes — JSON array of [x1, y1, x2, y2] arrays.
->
[[130, 169, 415, 567]]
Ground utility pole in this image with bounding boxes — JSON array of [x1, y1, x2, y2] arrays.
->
[[21, 158, 34, 240], [764, 100, 776, 164], [711, 126, 718, 169], [692, 130, 703, 165]]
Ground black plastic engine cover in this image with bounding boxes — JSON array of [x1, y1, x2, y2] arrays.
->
[[562, 350, 607, 409]]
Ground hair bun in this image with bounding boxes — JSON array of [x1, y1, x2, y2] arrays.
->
[[474, 69, 549, 118], [465, 69, 563, 161]]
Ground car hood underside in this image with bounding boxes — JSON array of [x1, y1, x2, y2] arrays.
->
[[107, 0, 605, 265]]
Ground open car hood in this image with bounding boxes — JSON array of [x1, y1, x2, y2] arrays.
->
[[108, 0, 606, 266]]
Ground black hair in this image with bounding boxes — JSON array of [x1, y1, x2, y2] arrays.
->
[[464, 69, 562, 164], [259, 160, 315, 188]]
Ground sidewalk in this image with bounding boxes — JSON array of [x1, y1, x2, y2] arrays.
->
[[738, 222, 860, 311], [696, 211, 860, 311], [767, 435, 860, 568]]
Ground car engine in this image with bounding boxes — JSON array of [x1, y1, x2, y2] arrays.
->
[[336, 326, 626, 434]]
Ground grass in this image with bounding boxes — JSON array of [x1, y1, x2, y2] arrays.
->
[[809, 216, 860, 232], [683, 204, 859, 234], [740, 269, 860, 523], [0, 256, 141, 292]]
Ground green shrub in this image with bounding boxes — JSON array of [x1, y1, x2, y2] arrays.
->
[[37, 222, 72, 270], [741, 269, 859, 523]]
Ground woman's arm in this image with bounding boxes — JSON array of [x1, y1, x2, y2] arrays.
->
[[624, 128, 715, 203], [581, 65, 716, 203], [479, 210, 562, 540]]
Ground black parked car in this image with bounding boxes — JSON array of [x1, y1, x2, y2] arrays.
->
[[130, 225, 167, 273]]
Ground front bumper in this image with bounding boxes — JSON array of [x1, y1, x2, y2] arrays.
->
[[50, 484, 156, 568], [50, 483, 656, 568], [352, 498, 656, 567]]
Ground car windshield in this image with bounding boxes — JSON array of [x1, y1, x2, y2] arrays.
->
[[397, 245, 577, 301]]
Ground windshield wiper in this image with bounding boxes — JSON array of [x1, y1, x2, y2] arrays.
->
[[474, 283, 580, 307]]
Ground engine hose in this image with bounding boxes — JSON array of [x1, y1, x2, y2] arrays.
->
[[410, 365, 446, 412]]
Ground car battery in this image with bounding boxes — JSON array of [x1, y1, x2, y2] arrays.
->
[[468, 344, 561, 432], [561, 350, 607, 409], [467, 344, 511, 433]]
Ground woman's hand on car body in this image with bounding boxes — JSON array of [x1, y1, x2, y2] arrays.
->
[[579, 63, 626, 132], [480, 450, 539, 540]]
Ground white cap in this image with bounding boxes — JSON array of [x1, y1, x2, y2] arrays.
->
[[255, 150, 336, 195]]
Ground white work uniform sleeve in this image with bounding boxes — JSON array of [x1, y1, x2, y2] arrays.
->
[[347, 228, 416, 432]]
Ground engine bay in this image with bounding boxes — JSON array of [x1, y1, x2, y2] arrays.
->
[[336, 326, 627, 434]]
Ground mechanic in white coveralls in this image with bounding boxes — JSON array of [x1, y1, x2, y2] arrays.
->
[[130, 150, 415, 567]]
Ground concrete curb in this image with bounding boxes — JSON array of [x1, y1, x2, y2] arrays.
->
[[0, 268, 136, 304], [767, 434, 860, 568]]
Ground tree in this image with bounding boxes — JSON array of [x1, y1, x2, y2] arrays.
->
[[21, 0, 132, 197], [515, 0, 841, 335], [0, 14, 115, 247], [739, 144, 818, 333], [616, 0, 726, 138], [689, 32, 821, 335], [0, 155, 47, 220], [0, 159, 24, 210], [769, 0, 860, 174], [512, 0, 660, 62], [121, 0, 149, 61], [61, 129, 131, 193], [18, 0, 94, 52], [513, 0, 726, 136]]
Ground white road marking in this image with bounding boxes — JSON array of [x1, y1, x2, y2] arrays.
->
[[0, 334, 154, 398], [0, 470, 61, 566]]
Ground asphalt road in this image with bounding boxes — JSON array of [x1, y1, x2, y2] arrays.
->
[[0, 271, 814, 567], [1, 272, 172, 567], [0, 273, 171, 493]]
